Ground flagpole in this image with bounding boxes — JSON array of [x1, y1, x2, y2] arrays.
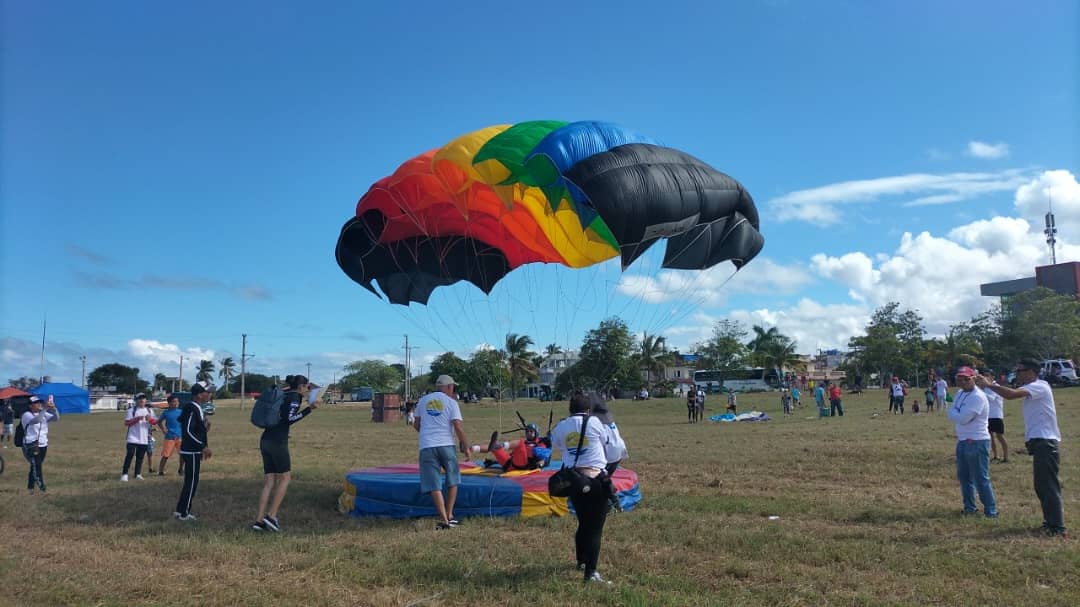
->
[[39, 314, 47, 384]]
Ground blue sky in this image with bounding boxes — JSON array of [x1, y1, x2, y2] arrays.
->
[[2, 1, 1077, 386]]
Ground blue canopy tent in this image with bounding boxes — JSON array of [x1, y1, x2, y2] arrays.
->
[[30, 382, 90, 415]]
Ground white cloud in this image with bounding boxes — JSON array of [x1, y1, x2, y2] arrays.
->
[[770, 169, 1031, 225], [615, 258, 811, 305], [1013, 169, 1080, 238], [967, 141, 1010, 159], [127, 339, 215, 371]]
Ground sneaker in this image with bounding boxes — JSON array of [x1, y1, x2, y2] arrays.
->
[[252, 520, 269, 531], [487, 431, 500, 453], [584, 571, 612, 585], [435, 522, 452, 530], [120, 474, 129, 482], [448, 518, 460, 527], [262, 516, 280, 532], [177, 513, 197, 521], [135, 474, 145, 480]]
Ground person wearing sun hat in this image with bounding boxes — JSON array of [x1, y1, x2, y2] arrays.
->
[[976, 358, 1065, 536], [174, 380, 214, 521], [412, 374, 470, 530], [21, 394, 59, 493], [947, 366, 997, 518]]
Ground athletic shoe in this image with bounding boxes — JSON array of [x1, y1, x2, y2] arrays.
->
[[120, 474, 129, 482], [177, 514, 197, 521], [584, 571, 612, 585], [435, 522, 452, 530], [448, 518, 460, 527], [262, 516, 280, 532], [172, 511, 182, 519], [252, 520, 269, 531], [135, 474, 144, 480], [487, 431, 499, 453]]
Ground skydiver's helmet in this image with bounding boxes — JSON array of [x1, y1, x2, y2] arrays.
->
[[525, 423, 540, 440]]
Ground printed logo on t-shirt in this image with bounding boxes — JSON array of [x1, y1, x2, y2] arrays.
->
[[425, 401, 445, 417], [565, 431, 591, 456]]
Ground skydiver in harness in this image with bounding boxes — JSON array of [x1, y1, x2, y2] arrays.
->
[[472, 423, 552, 471]]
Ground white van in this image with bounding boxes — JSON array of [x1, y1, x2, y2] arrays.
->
[[1041, 359, 1078, 381]]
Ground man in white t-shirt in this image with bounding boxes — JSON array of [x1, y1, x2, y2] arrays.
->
[[934, 376, 948, 413], [981, 369, 1008, 463], [694, 389, 705, 423], [947, 367, 997, 517], [976, 358, 1065, 536], [412, 374, 469, 530]]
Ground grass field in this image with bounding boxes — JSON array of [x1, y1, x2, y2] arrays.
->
[[1, 389, 1077, 606]]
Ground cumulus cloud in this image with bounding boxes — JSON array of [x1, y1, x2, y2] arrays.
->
[[615, 258, 811, 305], [967, 141, 1010, 159], [810, 204, 1080, 336], [1013, 169, 1080, 237], [770, 169, 1031, 225]]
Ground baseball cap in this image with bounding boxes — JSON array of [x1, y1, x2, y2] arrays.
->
[[134, 392, 147, 400], [955, 366, 977, 378], [190, 381, 215, 395], [435, 374, 456, 386], [28, 395, 45, 404]]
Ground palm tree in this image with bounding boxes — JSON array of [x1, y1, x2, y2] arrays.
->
[[758, 336, 804, 382], [747, 325, 782, 367], [153, 372, 168, 392], [218, 357, 237, 389], [544, 343, 563, 358], [196, 359, 215, 383], [503, 333, 537, 401], [637, 332, 668, 389]]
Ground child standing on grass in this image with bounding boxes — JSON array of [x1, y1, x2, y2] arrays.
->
[[924, 388, 935, 413], [781, 389, 792, 416]]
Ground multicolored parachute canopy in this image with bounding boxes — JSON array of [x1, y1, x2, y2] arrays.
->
[[336, 120, 764, 305], [338, 461, 640, 519]]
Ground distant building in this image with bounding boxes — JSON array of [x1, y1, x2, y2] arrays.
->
[[526, 350, 581, 398], [981, 261, 1080, 305]]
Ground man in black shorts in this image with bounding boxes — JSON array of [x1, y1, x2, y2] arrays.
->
[[252, 375, 318, 532], [686, 390, 696, 423]]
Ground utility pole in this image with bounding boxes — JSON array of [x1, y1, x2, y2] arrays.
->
[[403, 335, 420, 402], [306, 362, 312, 382], [178, 355, 184, 392], [80, 355, 87, 390], [240, 334, 254, 411]]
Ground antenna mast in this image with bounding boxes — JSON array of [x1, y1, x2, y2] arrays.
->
[[1044, 189, 1057, 264]]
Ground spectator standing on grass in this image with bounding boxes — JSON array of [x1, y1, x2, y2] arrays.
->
[[828, 381, 844, 416], [947, 367, 997, 518], [781, 388, 792, 416], [694, 387, 705, 423], [924, 386, 936, 413], [156, 395, 183, 476], [889, 376, 905, 414], [814, 382, 826, 414], [21, 395, 59, 493], [120, 393, 156, 481], [1, 400, 14, 447], [413, 375, 469, 530], [552, 392, 616, 584], [935, 375, 948, 415], [252, 375, 319, 532], [686, 389, 696, 424], [975, 358, 1066, 536], [174, 381, 213, 521], [726, 388, 737, 414], [981, 369, 1008, 464], [791, 386, 801, 409]]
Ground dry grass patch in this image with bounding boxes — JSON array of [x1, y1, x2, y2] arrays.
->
[[1, 390, 1076, 606]]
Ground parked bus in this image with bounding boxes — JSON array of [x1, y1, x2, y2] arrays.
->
[[350, 386, 374, 402], [694, 368, 779, 393]]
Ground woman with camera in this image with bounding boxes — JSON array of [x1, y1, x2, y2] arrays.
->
[[21, 394, 59, 493], [551, 391, 615, 585]]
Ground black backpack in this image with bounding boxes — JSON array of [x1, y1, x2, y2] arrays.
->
[[250, 386, 285, 429], [14, 422, 25, 447]]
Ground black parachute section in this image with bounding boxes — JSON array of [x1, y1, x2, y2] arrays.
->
[[562, 143, 764, 271]]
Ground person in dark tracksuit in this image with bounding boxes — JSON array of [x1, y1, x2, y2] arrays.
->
[[174, 381, 213, 521], [251, 374, 318, 532]]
